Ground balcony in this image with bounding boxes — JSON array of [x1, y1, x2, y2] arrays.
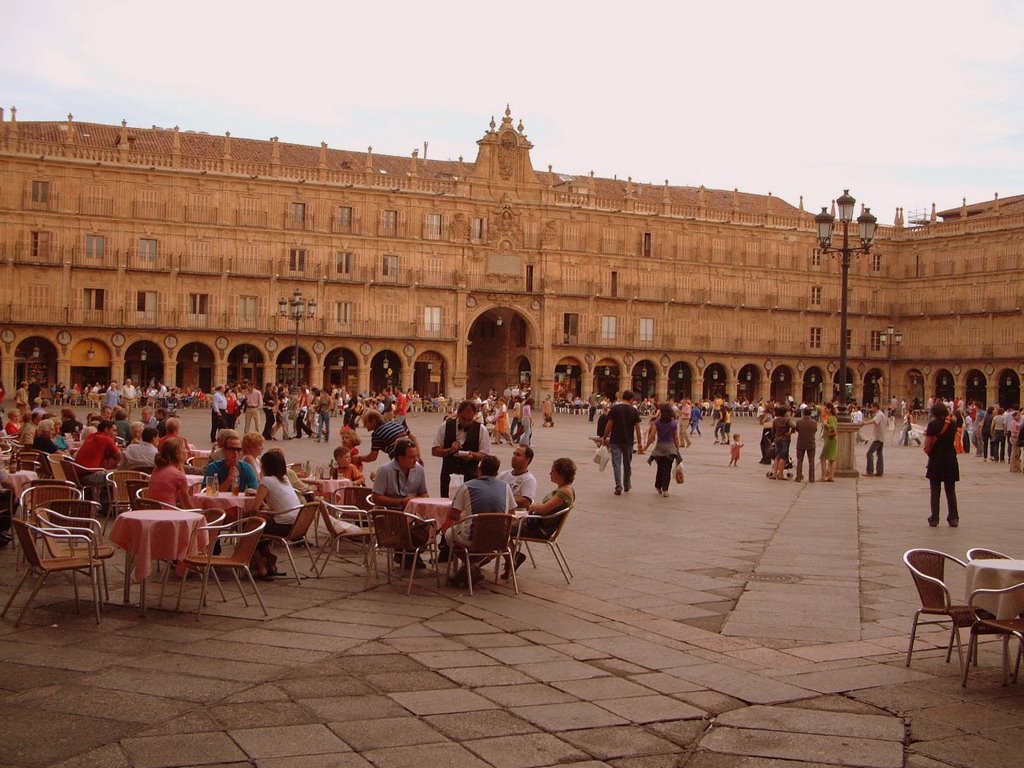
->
[[24, 191, 59, 212], [179, 254, 223, 275], [186, 205, 219, 225], [235, 209, 269, 228], [132, 200, 167, 220], [283, 213, 315, 231], [78, 196, 114, 217], [10, 243, 63, 267], [71, 247, 118, 269], [126, 251, 171, 271]]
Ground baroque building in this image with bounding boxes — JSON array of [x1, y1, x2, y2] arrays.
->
[[0, 106, 1021, 407]]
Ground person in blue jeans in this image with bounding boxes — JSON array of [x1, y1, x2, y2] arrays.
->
[[602, 390, 645, 495]]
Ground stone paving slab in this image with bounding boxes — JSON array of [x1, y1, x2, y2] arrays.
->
[[699, 725, 904, 768]]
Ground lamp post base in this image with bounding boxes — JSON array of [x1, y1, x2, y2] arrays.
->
[[836, 420, 861, 478]]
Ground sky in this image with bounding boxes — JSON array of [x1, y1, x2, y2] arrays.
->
[[3, 0, 1022, 223]]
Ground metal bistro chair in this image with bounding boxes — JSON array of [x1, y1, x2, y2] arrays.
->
[[107, 470, 151, 524], [313, 502, 374, 579], [175, 516, 268, 620], [962, 582, 1024, 688], [966, 548, 1012, 562], [369, 508, 439, 595], [903, 548, 974, 672], [447, 512, 519, 596], [514, 505, 575, 584], [34, 505, 116, 602], [259, 501, 320, 586]]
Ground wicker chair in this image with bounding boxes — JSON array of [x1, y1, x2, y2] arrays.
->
[[369, 508, 438, 595], [447, 512, 519, 596], [962, 583, 1024, 687], [966, 548, 1012, 561], [107, 470, 151, 521], [125, 480, 153, 510], [1, 518, 103, 626], [259, 501, 320, 586], [332, 485, 374, 510], [34, 506, 116, 601], [513, 505, 575, 584], [903, 548, 974, 672], [313, 502, 374, 579], [175, 516, 268, 620]]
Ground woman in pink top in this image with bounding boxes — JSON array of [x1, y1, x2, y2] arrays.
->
[[147, 438, 192, 508]]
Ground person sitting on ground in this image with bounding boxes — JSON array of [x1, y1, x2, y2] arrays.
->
[[251, 449, 304, 579], [122, 426, 159, 470], [147, 438, 193, 509]]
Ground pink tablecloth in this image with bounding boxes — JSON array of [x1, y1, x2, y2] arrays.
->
[[10, 470, 38, 498], [191, 491, 259, 521], [188, 446, 211, 459], [110, 509, 207, 582], [405, 497, 454, 529]]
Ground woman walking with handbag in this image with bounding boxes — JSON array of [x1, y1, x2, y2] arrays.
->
[[924, 402, 959, 527]]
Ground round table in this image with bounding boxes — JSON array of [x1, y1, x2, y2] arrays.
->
[[10, 470, 38, 498], [191, 491, 260, 521], [309, 477, 353, 499], [405, 497, 454, 529], [966, 559, 1024, 619], [109, 509, 208, 615]]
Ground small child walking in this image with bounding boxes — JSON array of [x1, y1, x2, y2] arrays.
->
[[729, 434, 744, 467]]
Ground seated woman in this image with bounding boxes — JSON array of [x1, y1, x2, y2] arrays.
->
[[4, 411, 21, 437], [148, 438, 193, 508], [241, 432, 265, 477], [505, 457, 576, 578], [251, 449, 303, 579], [32, 420, 64, 455], [59, 408, 83, 437]]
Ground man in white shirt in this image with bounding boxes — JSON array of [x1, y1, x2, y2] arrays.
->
[[210, 385, 228, 443], [497, 444, 538, 508], [243, 383, 263, 435], [865, 402, 888, 477]]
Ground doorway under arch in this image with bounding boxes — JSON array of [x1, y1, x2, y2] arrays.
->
[[667, 362, 693, 402], [466, 307, 532, 396]]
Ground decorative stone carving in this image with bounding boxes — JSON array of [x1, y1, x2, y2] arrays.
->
[[449, 212, 469, 242], [490, 194, 523, 249], [540, 219, 559, 250]]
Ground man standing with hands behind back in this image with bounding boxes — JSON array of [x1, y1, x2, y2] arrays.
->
[[602, 390, 644, 495]]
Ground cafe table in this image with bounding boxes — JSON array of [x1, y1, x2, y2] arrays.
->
[[965, 558, 1024, 619], [10, 470, 38, 498], [308, 477, 353, 499], [109, 509, 208, 616], [405, 497, 454, 529], [190, 491, 260, 521]]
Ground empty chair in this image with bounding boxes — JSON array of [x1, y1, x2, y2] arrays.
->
[[21, 484, 84, 521], [313, 502, 374, 578], [125, 480, 152, 510], [107, 470, 151, 521], [966, 548, 1012, 561], [175, 516, 268, 620], [962, 582, 1024, 687], [186, 455, 211, 470], [903, 548, 974, 672], [332, 485, 374, 510], [447, 512, 519, 596], [1, 518, 103, 626], [34, 506, 116, 601]]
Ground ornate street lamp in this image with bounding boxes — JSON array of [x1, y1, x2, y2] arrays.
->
[[815, 190, 877, 477], [879, 323, 902, 401], [278, 288, 317, 387]]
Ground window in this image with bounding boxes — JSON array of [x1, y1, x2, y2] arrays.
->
[[381, 209, 398, 236], [871, 252, 882, 273], [809, 327, 822, 349], [810, 286, 822, 306], [601, 315, 617, 341], [846, 328, 852, 351], [31, 231, 51, 258], [334, 301, 354, 324], [563, 313, 579, 343], [138, 238, 158, 260], [136, 291, 157, 315], [336, 251, 353, 276], [336, 205, 353, 232], [425, 213, 443, 240], [239, 296, 258, 322], [84, 288, 105, 310], [639, 317, 654, 343], [290, 202, 306, 224], [870, 330, 882, 352], [610, 271, 618, 298], [289, 248, 306, 272], [470, 217, 485, 242], [382, 254, 399, 277], [380, 304, 400, 324], [31, 180, 49, 204], [526, 264, 534, 293], [85, 235, 105, 259], [642, 232, 652, 258], [423, 306, 442, 333], [188, 293, 210, 316], [811, 248, 822, 267]]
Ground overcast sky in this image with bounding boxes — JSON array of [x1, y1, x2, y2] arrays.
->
[[4, 0, 1022, 223]]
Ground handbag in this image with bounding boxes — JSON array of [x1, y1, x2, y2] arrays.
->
[[593, 444, 610, 471], [923, 416, 952, 456]]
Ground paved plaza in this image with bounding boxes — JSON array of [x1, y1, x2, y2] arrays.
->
[[2, 407, 1023, 768]]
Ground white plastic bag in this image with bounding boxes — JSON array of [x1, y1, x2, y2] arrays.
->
[[593, 444, 610, 471]]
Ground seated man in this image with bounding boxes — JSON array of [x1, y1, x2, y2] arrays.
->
[[445, 455, 516, 585], [203, 432, 259, 493], [371, 438, 430, 569], [497, 445, 538, 509], [73, 419, 123, 506]]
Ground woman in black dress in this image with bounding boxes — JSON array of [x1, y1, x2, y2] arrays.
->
[[925, 402, 959, 527]]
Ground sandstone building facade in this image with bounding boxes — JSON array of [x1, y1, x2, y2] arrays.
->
[[1, 106, 1021, 407]]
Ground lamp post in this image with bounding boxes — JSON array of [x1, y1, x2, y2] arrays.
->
[[278, 288, 317, 387], [879, 323, 902, 402], [815, 190, 877, 477]]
